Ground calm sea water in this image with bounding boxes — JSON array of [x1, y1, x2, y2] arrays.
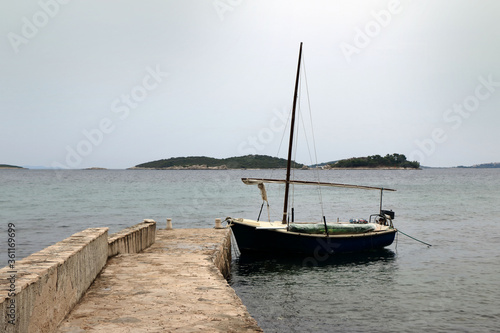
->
[[1, 168, 499, 332]]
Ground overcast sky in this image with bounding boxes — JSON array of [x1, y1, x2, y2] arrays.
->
[[1, 0, 499, 169]]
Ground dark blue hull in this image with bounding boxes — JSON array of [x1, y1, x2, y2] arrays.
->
[[230, 220, 396, 255]]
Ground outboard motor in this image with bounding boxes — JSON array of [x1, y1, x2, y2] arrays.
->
[[381, 210, 395, 219]]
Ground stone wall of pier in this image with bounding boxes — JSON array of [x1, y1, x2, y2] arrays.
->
[[108, 219, 156, 257], [0, 219, 157, 333], [0, 228, 109, 333], [211, 228, 232, 279]]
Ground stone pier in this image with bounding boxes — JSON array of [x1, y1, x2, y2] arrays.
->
[[1, 222, 262, 332], [57, 228, 261, 332]]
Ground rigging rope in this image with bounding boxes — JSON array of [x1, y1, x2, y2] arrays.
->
[[273, 107, 292, 179], [267, 105, 293, 220], [302, 53, 326, 222], [264, 49, 326, 223]]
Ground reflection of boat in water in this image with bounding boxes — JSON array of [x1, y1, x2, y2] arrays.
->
[[227, 43, 397, 255]]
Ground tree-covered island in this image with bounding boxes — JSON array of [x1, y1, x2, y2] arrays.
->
[[0, 164, 24, 169], [329, 154, 420, 169], [132, 155, 304, 169]]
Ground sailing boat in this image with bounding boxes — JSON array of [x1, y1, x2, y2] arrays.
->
[[227, 43, 397, 255]]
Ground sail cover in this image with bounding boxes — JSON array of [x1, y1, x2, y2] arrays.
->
[[289, 222, 376, 234], [257, 183, 268, 202], [241, 178, 396, 191]]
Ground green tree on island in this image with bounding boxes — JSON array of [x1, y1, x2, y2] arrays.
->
[[331, 154, 420, 169]]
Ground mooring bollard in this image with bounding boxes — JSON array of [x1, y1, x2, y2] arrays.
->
[[215, 218, 223, 229], [166, 218, 173, 230]]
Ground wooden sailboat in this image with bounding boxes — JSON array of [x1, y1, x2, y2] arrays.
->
[[227, 43, 397, 255]]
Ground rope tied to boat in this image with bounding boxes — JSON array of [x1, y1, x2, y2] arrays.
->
[[397, 229, 432, 247]]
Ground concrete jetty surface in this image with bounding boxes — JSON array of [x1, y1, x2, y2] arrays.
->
[[57, 228, 262, 333]]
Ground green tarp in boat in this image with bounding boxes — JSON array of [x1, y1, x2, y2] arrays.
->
[[288, 223, 376, 234]]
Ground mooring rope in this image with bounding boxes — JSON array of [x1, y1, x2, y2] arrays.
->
[[397, 229, 432, 247], [228, 225, 241, 258]]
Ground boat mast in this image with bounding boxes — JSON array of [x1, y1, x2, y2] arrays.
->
[[282, 42, 303, 224]]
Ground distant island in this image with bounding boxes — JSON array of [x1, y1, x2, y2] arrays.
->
[[0, 164, 24, 169], [457, 162, 500, 168], [131, 153, 421, 170], [327, 154, 420, 169], [131, 155, 305, 170]]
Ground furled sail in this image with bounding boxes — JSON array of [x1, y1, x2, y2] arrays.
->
[[241, 178, 396, 191]]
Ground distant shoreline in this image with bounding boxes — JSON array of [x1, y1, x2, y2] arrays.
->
[[127, 166, 420, 170], [328, 167, 421, 170], [0, 165, 25, 169], [2, 167, 499, 171], [2, 163, 499, 170], [128, 166, 281, 170]]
